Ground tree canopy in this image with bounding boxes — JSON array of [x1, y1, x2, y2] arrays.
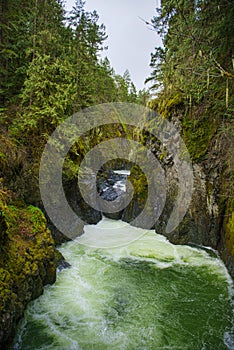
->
[[148, 0, 234, 112]]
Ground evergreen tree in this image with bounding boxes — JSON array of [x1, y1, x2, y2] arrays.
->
[[0, 0, 67, 108], [0, 0, 32, 107], [68, 0, 108, 109], [114, 69, 138, 103], [148, 0, 234, 109], [14, 54, 76, 140], [1, 0, 142, 147]]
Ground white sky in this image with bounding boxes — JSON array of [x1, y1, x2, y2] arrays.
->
[[65, 0, 162, 91]]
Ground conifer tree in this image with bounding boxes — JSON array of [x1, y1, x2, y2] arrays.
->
[[148, 0, 234, 109]]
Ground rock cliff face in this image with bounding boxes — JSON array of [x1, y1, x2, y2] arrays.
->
[[0, 184, 59, 348], [120, 106, 234, 278], [154, 160, 232, 269], [0, 107, 233, 348], [157, 111, 234, 278], [59, 136, 234, 279]]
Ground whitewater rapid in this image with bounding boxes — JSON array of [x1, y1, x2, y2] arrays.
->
[[12, 218, 234, 350]]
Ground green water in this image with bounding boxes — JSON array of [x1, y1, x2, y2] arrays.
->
[[12, 218, 234, 350]]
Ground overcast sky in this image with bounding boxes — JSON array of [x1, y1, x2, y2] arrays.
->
[[65, 0, 162, 91]]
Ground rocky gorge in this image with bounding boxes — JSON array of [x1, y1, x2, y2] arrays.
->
[[0, 101, 234, 348]]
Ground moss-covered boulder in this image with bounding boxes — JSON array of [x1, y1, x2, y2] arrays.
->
[[122, 165, 148, 224], [0, 183, 59, 348]]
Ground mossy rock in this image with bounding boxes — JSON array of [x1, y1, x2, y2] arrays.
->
[[0, 189, 58, 348], [122, 165, 149, 225], [225, 212, 234, 255], [182, 111, 218, 162], [148, 93, 184, 118]]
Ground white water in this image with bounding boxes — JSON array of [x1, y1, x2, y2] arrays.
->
[[113, 170, 130, 192], [113, 170, 131, 176], [76, 217, 147, 248], [13, 218, 234, 350]]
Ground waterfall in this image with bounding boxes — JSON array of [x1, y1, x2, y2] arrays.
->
[[12, 218, 234, 350]]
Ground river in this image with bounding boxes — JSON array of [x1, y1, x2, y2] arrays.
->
[[12, 217, 234, 349]]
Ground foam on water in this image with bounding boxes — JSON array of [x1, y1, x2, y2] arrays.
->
[[12, 218, 234, 350], [76, 217, 147, 248], [113, 170, 131, 176]]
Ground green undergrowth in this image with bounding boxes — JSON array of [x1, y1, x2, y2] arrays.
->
[[148, 93, 184, 119], [182, 110, 218, 162], [149, 94, 219, 163]]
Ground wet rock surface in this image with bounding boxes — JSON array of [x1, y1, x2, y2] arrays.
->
[[98, 170, 128, 220]]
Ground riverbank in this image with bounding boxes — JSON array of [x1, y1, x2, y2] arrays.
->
[[0, 183, 60, 348]]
